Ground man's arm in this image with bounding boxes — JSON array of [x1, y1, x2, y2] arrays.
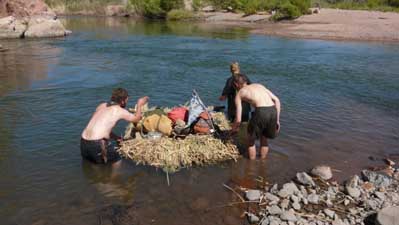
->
[[120, 96, 149, 123], [266, 89, 281, 130], [232, 91, 242, 132]]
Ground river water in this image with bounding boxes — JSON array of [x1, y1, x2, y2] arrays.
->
[[0, 17, 398, 225]]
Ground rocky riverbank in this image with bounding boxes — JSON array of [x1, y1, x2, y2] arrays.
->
[[237, 163, 399, 225], [0, 0, 70, 39]]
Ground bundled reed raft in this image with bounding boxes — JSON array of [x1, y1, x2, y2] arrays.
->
[[118, 109, 240, 173], [118, 135, 239, 173]]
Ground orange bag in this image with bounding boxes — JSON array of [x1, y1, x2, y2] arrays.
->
[[167, 107, 188, 123]]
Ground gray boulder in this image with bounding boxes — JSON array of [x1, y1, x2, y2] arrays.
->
[[296, 172, 315, 186], [346, 186, 361, 198], [362, 170, 392, 188], [376, 206, 399, 225], [247, 212, 260, 223], [265, 193, 280, 202], [280, 199, 290, 209], [307, 193, 319, 204], [292, 202, 301, 210], [246, 190, 262, 201], [345, 175, 361, 198], [268, 205, 283, 215], [324, 209, 335, 219], [332, 218, 347, 225], [24, 17, 71, 38], [278, 182, 299, 198], [0, 16, 27, 38], [280, 209, 297, 222], [311, 165, 333, 180]]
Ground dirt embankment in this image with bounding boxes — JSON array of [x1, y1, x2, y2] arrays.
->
[[201, 9, 399, 42]]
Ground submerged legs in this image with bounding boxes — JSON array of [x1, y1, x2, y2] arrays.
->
[[247, 134, 256, 160], [260, 136, 269, 159], [247, 134, 269, 160]]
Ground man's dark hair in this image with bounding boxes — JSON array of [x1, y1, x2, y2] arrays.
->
[[111, 88, 128, 104], [233, 73, 249, 85]]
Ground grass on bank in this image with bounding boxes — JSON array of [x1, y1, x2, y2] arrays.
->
[[314, 0, 399, 12], [45, 0, 123, 13], [167, 9, 194, 20]]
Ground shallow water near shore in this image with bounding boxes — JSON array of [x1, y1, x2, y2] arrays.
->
[[0, 17, 399, 225]]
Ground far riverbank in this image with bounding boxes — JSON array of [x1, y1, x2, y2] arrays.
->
[[196, 9, 399, 43], [55, 8, 399, 43]]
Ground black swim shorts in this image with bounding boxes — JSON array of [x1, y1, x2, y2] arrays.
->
[[80, 138, 121, 164], [248, 106, 278, 139]]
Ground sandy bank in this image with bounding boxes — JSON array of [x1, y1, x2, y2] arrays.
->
[[249, 9, 399, 42], [197, 9, 399, 42]]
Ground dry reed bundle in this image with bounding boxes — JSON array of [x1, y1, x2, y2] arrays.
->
[[118, 134, 240, 173], [211, 112, 231, 131]]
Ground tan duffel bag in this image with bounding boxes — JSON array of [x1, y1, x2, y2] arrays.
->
[[143, 114, 173, 136]]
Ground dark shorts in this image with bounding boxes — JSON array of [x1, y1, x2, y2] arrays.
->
[[248, 106, 278, 139], [80, 138, 121, 164]]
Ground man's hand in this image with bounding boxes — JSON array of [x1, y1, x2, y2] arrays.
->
[[137, 96, 149, 106], [276, 120, 280, 133], [231, 121, 241, 133], [116, 137, 123, 146], [219, 95, 226, 101]]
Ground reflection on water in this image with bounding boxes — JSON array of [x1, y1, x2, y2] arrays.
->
[[0, 17, 399, 225], [0, 41, 62, 97], [61, 17, 250, 40], [81, 160, 137, 203]]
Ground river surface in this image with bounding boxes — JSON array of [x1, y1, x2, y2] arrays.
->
[[0, 17, 399, 225]]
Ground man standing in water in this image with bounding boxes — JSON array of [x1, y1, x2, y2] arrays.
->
[[81, 88, 148, 164], [232, 74, 281, 160]]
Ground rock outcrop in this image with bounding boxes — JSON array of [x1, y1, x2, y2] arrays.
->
[[0, 0, 56, 19], [0, 0, 70, 39], [24, 16, 71, 38], [0, 16, 26, 38]]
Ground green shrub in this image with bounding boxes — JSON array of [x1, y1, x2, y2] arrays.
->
[[290, 0, 311, 13], [208, 0, 240, 10], [160, 0, 184, 11], [192, 0, 204, 11], [272, 1, 301, 20], [130, 0, 165, 17], [388, 0, 399, 6], [167, 9, 194, 20], [243, 0, 261, 15]]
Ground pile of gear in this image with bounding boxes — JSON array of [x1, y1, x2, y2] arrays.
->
[[118, 90, 240, 173]]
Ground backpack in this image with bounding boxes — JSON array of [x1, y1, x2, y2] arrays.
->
[[193, 112, 213, 135]]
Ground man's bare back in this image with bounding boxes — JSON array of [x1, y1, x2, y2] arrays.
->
[[82, 103, 130, 140], [234, 83, 280, 125], [237, 83, 276, 108], [82, 97, 148, 141], [80, 88, 148, 164]]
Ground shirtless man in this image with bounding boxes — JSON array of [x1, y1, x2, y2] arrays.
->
[[81, 88, 148, 164], [231, 74, 281, 160]]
